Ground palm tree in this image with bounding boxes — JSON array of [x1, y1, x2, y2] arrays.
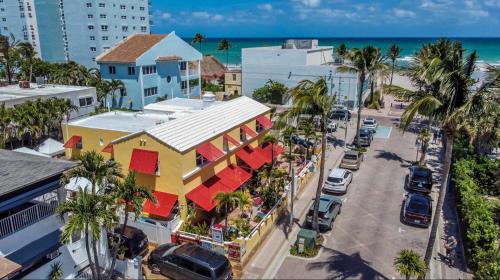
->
[[300, 121, 317, 160], [388, 44, 401, 88], [0, 103, 12, 149], [287, 78, 335, 233], [212, 191, 239, 230], [107, 79, 126, 108], [335, 43, 348, 63], [57, 189, 116, 280], [393, 249, 427, 280], [417, 128, 432, 166], [235, 190, 251, 218], [0, 33, 19, 84], [338, 46, 377, 148], [281, 125, 296, 174], [217, 39, 231, 67], [106, 172, 156, 280], [367, 48, 387, 105], [17, 42, 36, 82], [192, 33, 205, 52]]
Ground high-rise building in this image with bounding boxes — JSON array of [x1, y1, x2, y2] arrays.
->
[[0, 0, 151, 68]]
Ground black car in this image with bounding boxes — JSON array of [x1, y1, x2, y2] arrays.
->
[[403, 192, 432, 227], [353, 128, 373, 146], [291, 135, 314, 148], [148, 243, 233, 280], [108, 225, 148, 259], [408, 166, 433, 193], [330, 109, 351, 121]]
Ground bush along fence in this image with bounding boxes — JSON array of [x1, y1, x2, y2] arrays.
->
[[170, 159, 319, 270]]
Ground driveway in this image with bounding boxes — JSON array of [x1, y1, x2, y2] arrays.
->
[[275, 116, 430, 279]]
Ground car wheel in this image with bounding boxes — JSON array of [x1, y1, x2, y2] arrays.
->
[[329, 220, 334, 230], [150, 263, 160, 274], [338, 206, 342, 215]]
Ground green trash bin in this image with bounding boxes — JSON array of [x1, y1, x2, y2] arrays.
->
[[296, 228, 318, 248]]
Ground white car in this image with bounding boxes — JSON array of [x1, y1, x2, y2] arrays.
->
[[323, 168, 353, 194], [362, 118, 378, 132], [327, 121, 338, 132]]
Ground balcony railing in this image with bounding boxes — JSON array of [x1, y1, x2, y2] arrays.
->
[[0, 196, 58, 239], [180, 68, 199, 77]]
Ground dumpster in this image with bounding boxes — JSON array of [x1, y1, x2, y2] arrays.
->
[[296, 228, 318, 248]]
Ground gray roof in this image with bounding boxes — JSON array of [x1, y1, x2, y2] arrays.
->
[[0, 149, 77, 197]]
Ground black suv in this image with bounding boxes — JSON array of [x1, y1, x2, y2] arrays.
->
[[108, 225, 148, 259], [148, 243, 233, 280], [403, 192, 432, 227], [408, 166, 433, 193]]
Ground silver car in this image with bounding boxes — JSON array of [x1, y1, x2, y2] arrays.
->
[[362, 118, 378, 133], [323, 168, 353, 194]]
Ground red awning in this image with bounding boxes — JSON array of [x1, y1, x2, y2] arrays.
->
[[216, 164, 252, 192], [257, 115, 273, 129], [196, 142, 224, 161], [63, 135, 81, 148], [102, 143, 113, 153], [143, 191, 178, 218], [261, 143, 285, 164], [224, 133, 240, 147], [129, 148, 158, 175], [236, 146, 267, 170], [240, 124, 257, 138], [185, 177, 230, 212]]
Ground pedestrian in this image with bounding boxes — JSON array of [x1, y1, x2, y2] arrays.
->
[[445, 236, 458, 265], [433, 131, 438, 144], [400, 103, 403, 109]]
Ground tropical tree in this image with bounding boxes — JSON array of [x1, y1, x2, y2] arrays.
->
[[367, 48, 387, 105], [107, 79, 126, 108], [217, 39, 231, 67], [287, 77, 335, 232], [106, 172, 156, 280], [0, 103, 12, 149], [192, 33, 205, 52], [300, 121, 317, 160], [388, 44, 401, 88], [417, 128, 432, 166], [335, 43, 348, 63], [17, 42, 36, 81], [0, 34, 20, 84], [393, 249, 427, 280], [338, 46, 378, 147], [212, 191, 239, 230], [57, 189, 116, 280], [234, 190, 251, 218]]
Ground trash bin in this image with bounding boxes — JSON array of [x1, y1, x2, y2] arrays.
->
[[296, 228, 318, 248]]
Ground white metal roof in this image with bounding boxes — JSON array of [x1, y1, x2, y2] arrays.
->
[[13, 147, 50, 158], [143, 97, 222, 114], [146, 96, 270, 152], [36, 138, 64, 156]]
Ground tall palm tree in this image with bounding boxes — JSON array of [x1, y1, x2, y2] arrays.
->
[[300, 121, 317, 160], [393, 249, 427, 280], [287, 78, 335, 232], [212, 191, 239, 230], [217, 39, 231, 67], [335, 43, 348, 63], [367, 48, 387, 105], [399, 39, 481, 266], [106, 172, 156, 280], [57, 189, 116, 280], [192, 33, 205, 52], [338, 46, 377, 148], [107, 79, 126, 108], [234, 190, 251, 218], [417, 128, 431, 166], [388, 44, 401, 88]]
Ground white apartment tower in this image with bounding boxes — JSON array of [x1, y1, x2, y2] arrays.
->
[[0, 0, 151, 68]]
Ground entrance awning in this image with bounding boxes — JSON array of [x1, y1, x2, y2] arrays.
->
[[143, 191, 178, 218], [236, 146, 267, 170], [63, 135, 81, 148], [240, 124, 257, 138], [185, 177, 230, 212], [6, 230, 61, 268], [216, 164, 252, 192], [102, 143, 113, 153], [256, 115, 273, 129], [261, 143, 285, 164], [196, 142, 224, 161], [129, 148, 158, 175], [224, 133, 240, 147]]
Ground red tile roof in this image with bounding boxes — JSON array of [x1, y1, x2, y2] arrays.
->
[[96, 34, 167, 63]]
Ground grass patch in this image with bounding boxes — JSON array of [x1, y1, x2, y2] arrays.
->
[[289, 235, 324, 258]]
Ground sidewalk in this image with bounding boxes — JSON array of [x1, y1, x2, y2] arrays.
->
[[242, 123, 358, 279], [426, 141, 472, 279]]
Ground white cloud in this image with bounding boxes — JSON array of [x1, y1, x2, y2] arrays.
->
[[211, 14, 224, 21], [301, 0, 321, 8], [420, 0, 453, 9], [485, 0, 500, 8], [160, 12, 172, 19], [393, 8, 416, 18], [258, 3, 273, 12], [192, 11, 211, 19]]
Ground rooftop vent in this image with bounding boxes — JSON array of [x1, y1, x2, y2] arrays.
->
[[202, 92, 216, 108]]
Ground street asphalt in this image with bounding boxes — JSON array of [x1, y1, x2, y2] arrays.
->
[[274, 116, 431, 279]]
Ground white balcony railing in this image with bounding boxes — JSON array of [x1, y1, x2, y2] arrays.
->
[[0, 196, 58, 239]]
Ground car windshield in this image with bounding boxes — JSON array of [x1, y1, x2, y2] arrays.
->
[[360, 131, 369, 137], [407, 197, 430, 215], [364, 120, 374, 125], [344, 154, 358, 160], [327, 176, 343, 183], [413, 169, 431, 181], [319, 211, 329, 219]]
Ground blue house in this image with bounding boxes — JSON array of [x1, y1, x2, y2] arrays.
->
[[96, 32, 202, 110]]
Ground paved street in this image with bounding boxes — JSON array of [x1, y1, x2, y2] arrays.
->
[[274, 116, 430, 279]]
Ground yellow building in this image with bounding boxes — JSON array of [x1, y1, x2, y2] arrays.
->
[[62, 97, 279, 221], [224, 69, 242, 96]]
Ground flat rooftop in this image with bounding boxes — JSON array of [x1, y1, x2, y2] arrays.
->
[[143, 97, 222, 113], [68, 111, 173, 133], [242, 45, 333, 52], [0, 84, 93, 102]]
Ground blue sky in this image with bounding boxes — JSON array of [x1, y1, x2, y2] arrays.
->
[[151, 0, 500, 37]]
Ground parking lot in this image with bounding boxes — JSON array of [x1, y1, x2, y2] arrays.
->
[[275, 116, 431, 279]]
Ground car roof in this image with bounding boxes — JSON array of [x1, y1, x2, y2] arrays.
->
[[175, 243, 227, 268], [317, 195, 342, 211], [409, 192, 431, 202], [345, 150, 359, 156], [328, 168, 346, 178], [364, 117, 375, 121], [411, 166, 431, 175], [115, 225, 144, 238]]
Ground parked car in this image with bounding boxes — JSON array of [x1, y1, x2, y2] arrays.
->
[[323, 168, 353, 194], [305, 194, 342, 230], [330, 109, 351, 121], [148, 243, 233, 280], [107, 225, 148, 259], [402, 192, 432, 227], [327, 121, 338, 132], [362, 118, 378, 133], [408, 165, 433, 193], [353, 128, 373, 146], [339, 150, 364, 170], [291, 135, 314, 148]]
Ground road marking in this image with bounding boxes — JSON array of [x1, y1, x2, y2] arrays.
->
[[398, 227, 406, 233]]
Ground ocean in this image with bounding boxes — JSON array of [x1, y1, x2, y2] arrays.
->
[[187, 37, 500, 66]]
